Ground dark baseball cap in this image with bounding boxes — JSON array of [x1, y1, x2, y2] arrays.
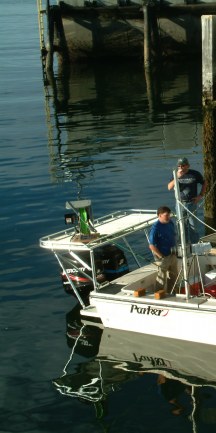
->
[[177, 157, 189, 166]]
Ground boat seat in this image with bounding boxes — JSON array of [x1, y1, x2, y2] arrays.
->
[[120, 264, 157, 294]]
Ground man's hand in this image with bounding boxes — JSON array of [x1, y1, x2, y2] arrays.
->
[[192, 195, 202, 204], [177, 168, 183, 178]]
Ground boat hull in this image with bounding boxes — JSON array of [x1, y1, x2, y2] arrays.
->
[[84, 294, 216, 345]]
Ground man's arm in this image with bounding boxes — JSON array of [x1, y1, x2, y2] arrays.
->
[[149, 244, 163, 259], [199, 180, 207, 197], [168, 179, 175, 190], [193, 180, 207, 204], [168, 168, 184, 190]]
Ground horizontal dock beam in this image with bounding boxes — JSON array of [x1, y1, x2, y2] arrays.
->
[[59, 2, 216, 17]]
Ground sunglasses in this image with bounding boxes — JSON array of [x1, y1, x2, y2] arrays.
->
[[178, 164, 187, 167]]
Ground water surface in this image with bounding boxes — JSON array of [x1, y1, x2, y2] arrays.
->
[[1, 1, 215, 432]]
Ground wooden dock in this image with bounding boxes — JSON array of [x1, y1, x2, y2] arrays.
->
[[50, 1, 216, 62]]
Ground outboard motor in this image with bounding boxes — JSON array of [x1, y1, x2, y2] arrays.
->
[[99, 244, 129, 281], [61, 244, 129, 297], [61, 250, 105, 296]]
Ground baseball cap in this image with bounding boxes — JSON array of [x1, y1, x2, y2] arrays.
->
[[177, 157, 189, 166]]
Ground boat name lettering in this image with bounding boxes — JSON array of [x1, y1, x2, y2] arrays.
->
[[132, 353, 172, 367], [130, 305, 168, 316]]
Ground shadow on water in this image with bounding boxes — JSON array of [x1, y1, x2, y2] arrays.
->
[[52, 304, 216, 430]]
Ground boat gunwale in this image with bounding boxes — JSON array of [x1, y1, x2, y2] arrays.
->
[[89, 289, 216, 310]]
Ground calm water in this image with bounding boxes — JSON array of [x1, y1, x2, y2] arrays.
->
[[1, 1, 216, 432]]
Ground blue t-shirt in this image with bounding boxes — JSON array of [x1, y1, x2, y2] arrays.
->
[[149, 220, 176, 256], [169, 169, 204, 202]]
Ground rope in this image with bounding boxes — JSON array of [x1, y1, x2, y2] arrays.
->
[[176, 199, 216, 234]]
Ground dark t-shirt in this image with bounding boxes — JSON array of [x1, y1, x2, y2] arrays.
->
[[170, 169, 204, 202], [149, 220, 176, 256]]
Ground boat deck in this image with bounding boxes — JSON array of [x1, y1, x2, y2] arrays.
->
[[91, 285, 208, 308]]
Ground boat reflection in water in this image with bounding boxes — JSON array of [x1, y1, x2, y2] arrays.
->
[[53, 306, 216, 425]]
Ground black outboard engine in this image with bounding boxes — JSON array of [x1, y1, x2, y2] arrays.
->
[[99, 244, 129, 281], [61, 244, 129, 297]]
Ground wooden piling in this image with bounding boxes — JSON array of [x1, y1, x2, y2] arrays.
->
[[52, 5, 70, 70], [202, 107, 216, 230], [46, 0, 54, 72], [143, 5, 151, 68], [202, 15, 216, 104], [202, 15, 216, 228]]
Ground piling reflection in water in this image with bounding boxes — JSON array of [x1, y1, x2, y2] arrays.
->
[[52, 305, 216, 427], [43, 61, 203, 184]]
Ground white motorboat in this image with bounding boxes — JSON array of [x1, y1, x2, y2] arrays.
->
[[39, 170, 216, 345]]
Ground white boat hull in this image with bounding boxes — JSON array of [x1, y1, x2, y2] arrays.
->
[[84, 294, 216, 345]]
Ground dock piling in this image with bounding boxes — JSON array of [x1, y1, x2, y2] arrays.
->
[[202, 15, 216, 228], [202, 15, 216, 104], [143, 4, 151, 68]]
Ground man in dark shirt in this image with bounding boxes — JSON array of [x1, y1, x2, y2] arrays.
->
[[149, 206, 178, 293], [168, 158, 206, 243]]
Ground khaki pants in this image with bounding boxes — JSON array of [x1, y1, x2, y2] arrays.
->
[[155, 254, 178, 293]]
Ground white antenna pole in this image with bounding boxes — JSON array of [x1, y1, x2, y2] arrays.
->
[[173, 169, 190, 299]]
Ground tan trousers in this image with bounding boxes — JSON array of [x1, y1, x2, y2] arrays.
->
[[155, 254, 178, 293]]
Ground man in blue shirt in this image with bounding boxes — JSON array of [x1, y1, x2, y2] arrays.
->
[[149, 206, 178, 293], [168, 157, 206, 243]]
